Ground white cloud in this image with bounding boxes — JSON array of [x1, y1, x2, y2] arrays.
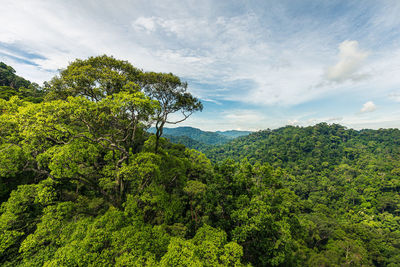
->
[[132, 17, 157, 32], [0, 2, 377, 106], [0, 55, 55, 84], [360, 101, 376, 113], [222, 109, 268, 129], [1, 0, 400, 130], [181, 109, 277, 131], [388, 92, 400, 102], [327, 117, 343, 122], [326, 40, 369, 82], [341, 109, 400, 129]]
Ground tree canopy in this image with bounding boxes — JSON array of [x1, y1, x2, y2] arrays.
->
[[1, 58, 400, 266], [45, 55, 203, 153], [45, 55, 142, 101]]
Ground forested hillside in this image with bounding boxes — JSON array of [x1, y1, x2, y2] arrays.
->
[[216, 130, 253, 139], [1, 56, 400, 266], [148, 126, 251, 145], [149, 126, 231, 145], [0, 62, 44, 103], [204, 123, 400, 164], [203, 124, 400, 266]]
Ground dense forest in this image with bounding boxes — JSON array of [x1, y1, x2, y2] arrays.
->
[[148, 126, 251, 147], [1, 57, 400, 266], [148, 126, 232, 145]]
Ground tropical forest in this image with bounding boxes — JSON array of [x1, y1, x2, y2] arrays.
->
[[0, 55, 400, 267]]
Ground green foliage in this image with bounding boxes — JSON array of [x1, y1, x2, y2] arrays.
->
[[201, 123, 400, 266], [0, 62, 44, 102], [0, 179, 56, 262], [140, 71, 203, 152], [0, 62, 30, 89], [160, 225, 244, 267], [146, 127, 252, 151], [1, 91, 158, 209], [45, 55, 142, 101], [44, 55, 203, 154], [2, 59, 400, 266], [149, 126, 233, 145]]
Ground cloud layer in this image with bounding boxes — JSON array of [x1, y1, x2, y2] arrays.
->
[[1, 0, 400, 130]]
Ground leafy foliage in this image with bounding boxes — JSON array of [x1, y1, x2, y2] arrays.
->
[[1, 59, 400, 266], [0, 62, 44, 102]]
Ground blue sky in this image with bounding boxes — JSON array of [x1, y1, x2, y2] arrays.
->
[[1, 0, 400, 131]]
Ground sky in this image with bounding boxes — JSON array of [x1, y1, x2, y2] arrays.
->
[[1, 0, 400, 131]]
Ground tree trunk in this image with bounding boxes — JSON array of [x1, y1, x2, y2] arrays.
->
[[155, 120, 165, 153]]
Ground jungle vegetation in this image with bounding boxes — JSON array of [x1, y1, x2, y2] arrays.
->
[[1, 57, 399, 266]]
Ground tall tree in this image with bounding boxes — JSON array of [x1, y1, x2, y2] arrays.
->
[[44, 56, 202, 153], [140, 72, 203, 152]]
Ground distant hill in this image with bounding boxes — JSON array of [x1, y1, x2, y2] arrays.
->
[[203, 123, 400, 165], [0, 62, 31, 89], [216, 130, 253, 138], [164, 135, 212, 151], [0, 62, 44, 102], [148, 126, 252, 146]]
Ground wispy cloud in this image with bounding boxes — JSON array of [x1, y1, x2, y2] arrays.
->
[[288, 119, 300, 126], [388, 92, 400, 102], [132, 17, 158, 32], [1, 0, 400, 130]]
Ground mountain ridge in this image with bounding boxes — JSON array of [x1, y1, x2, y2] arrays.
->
[[149, 126, 252, 145]]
